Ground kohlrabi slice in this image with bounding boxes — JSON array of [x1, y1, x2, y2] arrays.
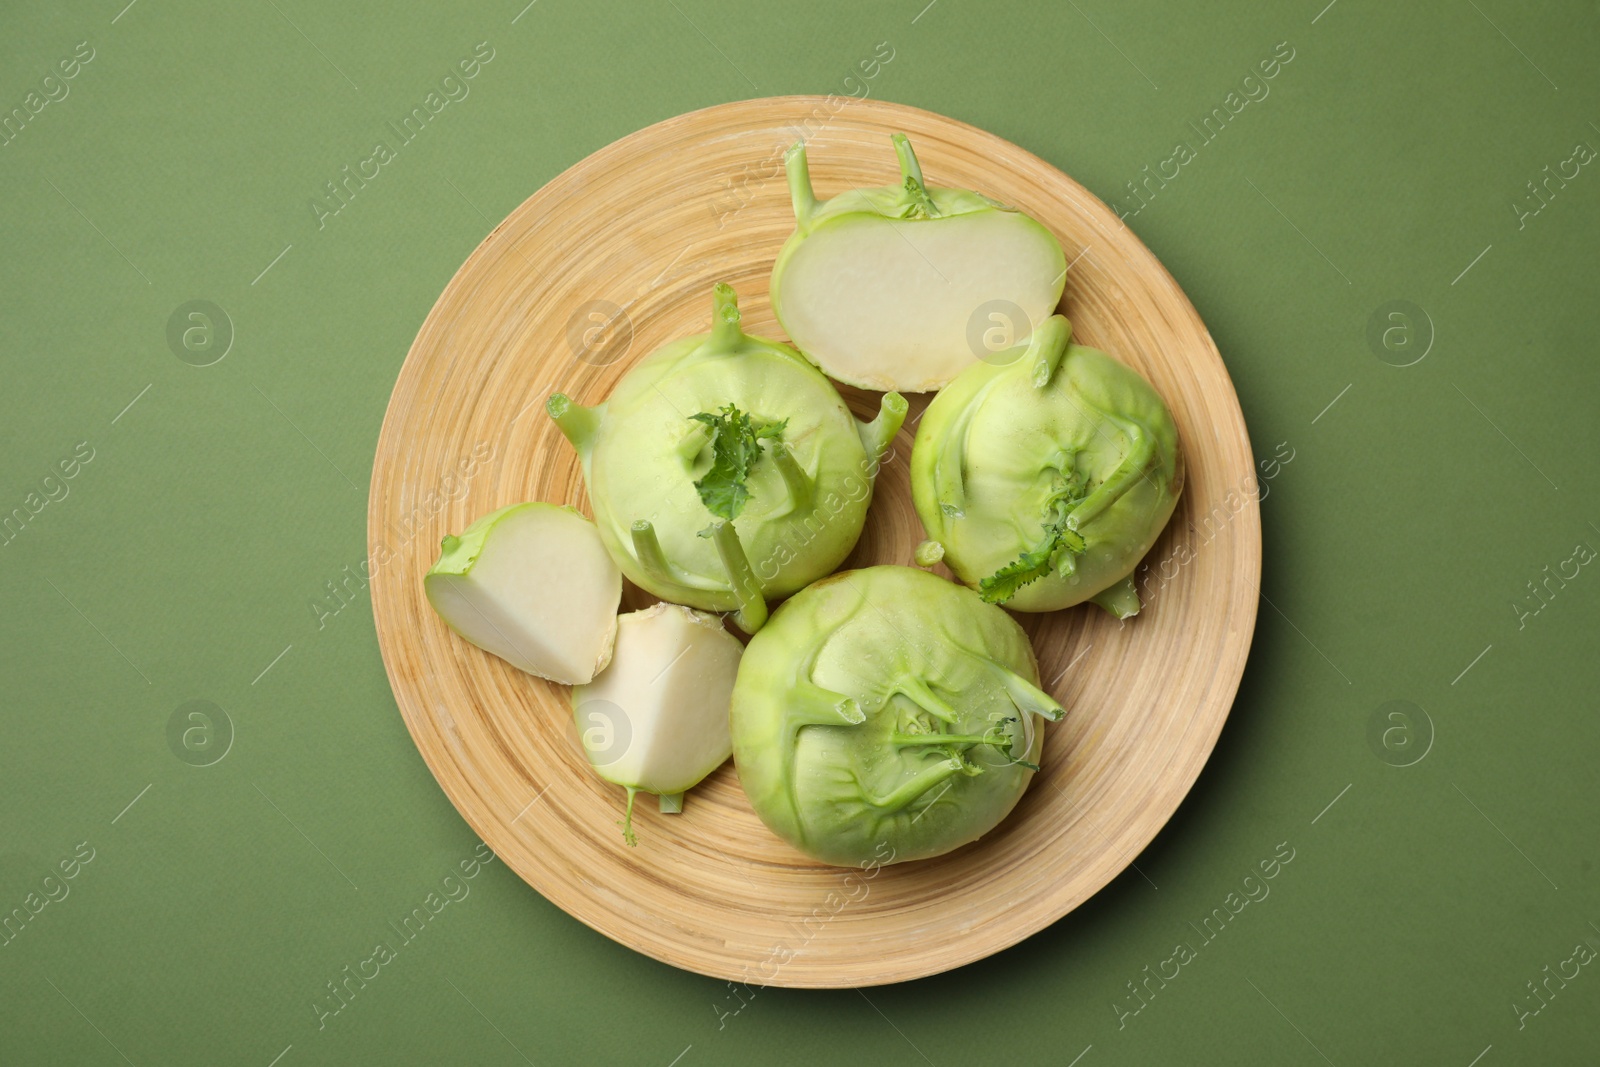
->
[[910, 315, 1183, 614], [731, 565, 1063, 867], [771, 133, 1067, 393], [571, 602, 744, 845], [425, 503, 621, 684], [549, 283, 906, 634]]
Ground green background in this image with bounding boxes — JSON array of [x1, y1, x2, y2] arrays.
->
[[3, 0, 1597, 1063]]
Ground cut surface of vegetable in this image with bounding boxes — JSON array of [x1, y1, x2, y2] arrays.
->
[[571, 602, 744, 845], [424, 503, 621, 685], [730, 565, 1063, 867], [771, 134, 1066, 392], [549, 283, 905, 632]]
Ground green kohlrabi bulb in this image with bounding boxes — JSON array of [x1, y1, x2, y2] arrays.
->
[[549, 283, 906, 633], [730, 565, 1064, 867], [910, 315, 1183, 615], [771, 133, 1067, 393]]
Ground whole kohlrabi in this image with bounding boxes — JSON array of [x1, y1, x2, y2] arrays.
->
[[549, 283, 906, 633], [771, 133, 1066, 393], [730, 565, 1064, 867], [910, 315, 1183, 615]]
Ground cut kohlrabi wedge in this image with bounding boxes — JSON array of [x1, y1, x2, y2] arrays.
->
[[570, 602, 744, 845], [771, 133, 1067, 393], [425, 502, 621, 685]]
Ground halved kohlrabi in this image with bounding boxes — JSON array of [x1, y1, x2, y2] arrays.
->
[[571, 602, 744, 845], [549, 283, 906, 634], [771, 133, 1067, 393], [910, 315, 1183, 615], [425, 503, 621, 684]]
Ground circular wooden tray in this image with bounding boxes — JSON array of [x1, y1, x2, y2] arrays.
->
[[369, 97, 1260, 988]]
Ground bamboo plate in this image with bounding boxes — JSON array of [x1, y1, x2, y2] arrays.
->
[[369, 97, 1260, 988]]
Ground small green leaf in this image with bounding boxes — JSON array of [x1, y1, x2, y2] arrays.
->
[[977, 537, 1060, 603], [978, 480, 1089, 604], [689, 404, 787, 521]]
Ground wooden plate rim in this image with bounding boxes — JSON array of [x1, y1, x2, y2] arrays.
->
[[368, 95, 1261, 987]]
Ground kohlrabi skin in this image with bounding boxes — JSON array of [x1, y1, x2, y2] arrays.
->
[[910, 315, 1183, 615], [549, 283, 906, 634], [730, 565, 1064, 867], [425, 502, 621, 684], [770, 133, 1067, 393]]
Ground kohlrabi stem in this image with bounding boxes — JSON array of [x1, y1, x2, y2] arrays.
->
[[785, 682, 866, 728], [785, 141, 817, 225], [891, 132, 925, 186], [676, 421, 712, 463], [930, 397, 979, 521], [858, 391, 908, 468], [891, 732, 1006, 747], [1089, 575, 1141, 620], [768, 442, 814, 511], [710, 282, 744, 349], [863, 756, 967, 811], [1067, 411, 1154, 531], [891, 133, 939, 218], [985, 661, 1066, 722], [658, 792, 684, 814], [891, 730, 1037, 770], [774, 681, 866, 827], [706, 519, 767, 633], [547, 393, 603, 454], [892, 675, 960, 723], [619, 786, 639, 847], [631, 520, 675, 585], [1028, 315, 1073, 389]]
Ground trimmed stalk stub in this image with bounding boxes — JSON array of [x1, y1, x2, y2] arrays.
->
[[548, 283, 894, 630], [859, 389, 909, 466], [910, 313, 1183, 613], [1090, 575, 1142, 620], [700, 519, 767, 635], [547, 393, 604, 458], [772, 134, 1068, 392]]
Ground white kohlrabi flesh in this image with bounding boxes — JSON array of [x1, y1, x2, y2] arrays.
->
[[425, 503, 621, 685], [571, 602, 744, 845], [771, 133, 1067, 393]]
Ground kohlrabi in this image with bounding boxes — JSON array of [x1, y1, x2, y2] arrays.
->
[[730, 565, 1063, 867], [549, 283, 906, 633], [571, 602, 744, 845], [771, 133, 1067, 393], [425, 502, 621, 684], [910, 315, 1183, 615]]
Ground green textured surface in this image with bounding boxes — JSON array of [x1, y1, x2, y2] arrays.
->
[[2, 1, 1597, 1063]]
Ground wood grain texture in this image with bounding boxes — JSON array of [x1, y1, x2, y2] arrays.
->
[[368, 97, 1261, 987]]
